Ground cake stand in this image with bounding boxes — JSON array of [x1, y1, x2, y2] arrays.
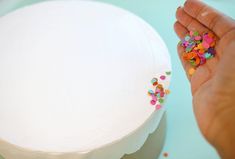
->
[[0, 1, 171, 159]]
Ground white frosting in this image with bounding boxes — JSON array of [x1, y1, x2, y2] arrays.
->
[[0, 0, 171, 157]]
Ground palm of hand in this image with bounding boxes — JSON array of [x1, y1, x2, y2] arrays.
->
[[192, 32, 235, 143]]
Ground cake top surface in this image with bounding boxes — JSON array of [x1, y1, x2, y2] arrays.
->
[[0, 1, 171, 153]]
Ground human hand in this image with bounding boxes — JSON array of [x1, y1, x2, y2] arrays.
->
[[174, 0, 235, 158]]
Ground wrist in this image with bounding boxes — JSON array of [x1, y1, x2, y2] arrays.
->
[[209, 113, 235, 159]]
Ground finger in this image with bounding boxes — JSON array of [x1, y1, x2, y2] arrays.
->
[[176, 6, 210, 34], [174, 21, 193, 80], [183, 0, 235, 38], [175, 22, 198, 81], [174, 21, 188, 39], [190, 64, 211, 95], [177, 41, 194, 81], [216, 29, 235, 59]]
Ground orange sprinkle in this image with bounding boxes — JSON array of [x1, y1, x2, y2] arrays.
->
[[208, 32, 214, 38], [199, 49, 205, 54], [188, 67, 196, 76], [182, 53, 189, 60], [165, 89, 170, 94], [194, 56, 201, 66], [163, 152, 168, 157]]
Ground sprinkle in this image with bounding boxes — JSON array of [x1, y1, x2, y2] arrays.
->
[[151, 78, 158, 83], [155, 87, 161, 93], [193, 31, 199, 36], [151, 78, 158, 86], [150, 100, 156, 105], [157, 84, 163, 88], [194, 36, 201, 41], [185, 35, 191, 41], [159, 98, 164, 104], [160, 91, 165, 97], [208, 47, 216, 56], [148, 73, 170, 109], [165, 89, 170, 94], [202, 41, 210, 49], [160, 75, 166, 80], [151, 95, 157, 101], [188, 67, 195, 76], [155, 104, 162, 110], [180, 31, 216, 71], [163, 152, 168, 157], [204, 52, 211, 59], [148, 90, 154, 96], [165, 71, 171, 75]]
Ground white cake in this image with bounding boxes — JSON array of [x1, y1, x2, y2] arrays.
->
[[0, 1, 171, 159]]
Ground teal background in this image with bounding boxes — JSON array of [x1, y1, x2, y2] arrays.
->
[[1, 0, 235, 159]]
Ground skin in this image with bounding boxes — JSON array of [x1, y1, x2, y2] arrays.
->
[[174, 0, 235, 158]]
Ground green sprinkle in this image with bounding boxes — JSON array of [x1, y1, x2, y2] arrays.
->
[[189, 60, 196, 66], [165, 71, 171, 75], [193, 31, 199, 36], [186, 47, 192, 52], [159, 98, 164, 104]]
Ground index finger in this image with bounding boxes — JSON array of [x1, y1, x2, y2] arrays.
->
[[183, 0, 235, 38]]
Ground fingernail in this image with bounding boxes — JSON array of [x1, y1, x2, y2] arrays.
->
[[177, 6, 181, 10], [184, 0, 188, 6]]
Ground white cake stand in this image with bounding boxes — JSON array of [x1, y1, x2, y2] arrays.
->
[[0, 1, 171, 159]]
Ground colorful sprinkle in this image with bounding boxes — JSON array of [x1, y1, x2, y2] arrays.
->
[[148, 72, 171, 110], [188, 67, 195, 76], [151, 78, 158, 86], [150, 100, 156, 105], [180, 31, 216, 73], [160, 75, 166, 80], [165, 89, 170, 94], [148, 90, 154, 96], [163, 152, 168, 157], [165, 71, 171, 75], [155, 104, 162, 110], [159, 98, 164, 104]]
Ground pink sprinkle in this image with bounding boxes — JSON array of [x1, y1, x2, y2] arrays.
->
[[155, 88, 160, 93], [155, 104, 162, 110], [204, 37, 213, 44], [160, 92, 165, 97], [160, 75, 166, 80], [194, 36, 201, 40], [202, 41, 210, 49], [189, 31, 194, 36], [183, 41, 189, 46], [150, 100, 156, 105], [151, 95, 157, 101]]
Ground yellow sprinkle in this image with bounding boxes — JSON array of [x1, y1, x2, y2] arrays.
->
[[165, 89, 170, 94], [188, 68, 196, 76]]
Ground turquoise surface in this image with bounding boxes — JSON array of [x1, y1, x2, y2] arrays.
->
[[1, 0, 235, 159]]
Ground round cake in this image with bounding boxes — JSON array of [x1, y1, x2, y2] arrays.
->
[[0, 1, 171, 159]]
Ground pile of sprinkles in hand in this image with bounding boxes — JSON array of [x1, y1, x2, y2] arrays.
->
[[148, 71, 171, 110], [180, 31, 216, 75]]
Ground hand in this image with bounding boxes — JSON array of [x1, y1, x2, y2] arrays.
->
[[174, 0, 235, 158]]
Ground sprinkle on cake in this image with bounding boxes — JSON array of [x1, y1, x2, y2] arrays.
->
[[148, 71, 171, 110]]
